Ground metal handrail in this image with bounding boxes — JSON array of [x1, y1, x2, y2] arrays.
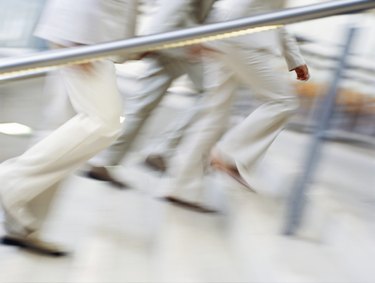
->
[[0, 0, 374, 79]]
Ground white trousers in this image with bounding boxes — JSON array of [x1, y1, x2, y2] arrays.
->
[[166, 43, 299, 203], [91, 54, 203, 166], [0, 60, 122, 230]]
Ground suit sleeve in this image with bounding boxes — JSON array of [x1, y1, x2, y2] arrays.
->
[[124, 0, 139, 38], [279, 27, 306, 71]]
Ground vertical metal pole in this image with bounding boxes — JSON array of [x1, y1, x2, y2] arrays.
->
[[283, 26, 358, 235]]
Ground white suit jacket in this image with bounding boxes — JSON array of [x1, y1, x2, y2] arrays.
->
[[144, 0, 216, 35], [207, 0, 305, 70], [35, 0, 138, 45], [142, 0, 215, 58]]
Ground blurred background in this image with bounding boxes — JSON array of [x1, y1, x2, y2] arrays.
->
[[0, 0, 374, 282]]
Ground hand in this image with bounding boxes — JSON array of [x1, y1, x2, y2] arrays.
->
[[187, 44, 220, 61], [130, 51, 155, 60], [77, 62, 94, 73], [292, 64, 310, 81], [186, 44, 205, 62]]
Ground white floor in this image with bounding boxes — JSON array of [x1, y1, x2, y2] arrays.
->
[[0, 129, 374, 283]]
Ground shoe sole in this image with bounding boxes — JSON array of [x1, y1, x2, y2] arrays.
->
[[144, 157, 167, 172], [210, 160, 255, 192], [1, 236, 68, 257], [84, 171, 128, 189], [163, 196, 217, 213]]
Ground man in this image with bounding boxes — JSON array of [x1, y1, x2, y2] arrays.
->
[[86, 0, 216, 188], [163, 0, 310, 212], [0, 0, 138, 255]]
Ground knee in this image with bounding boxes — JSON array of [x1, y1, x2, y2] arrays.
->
[[96, 102, 123, 138], [278, 96, 300, 115], [95, 115, 122, 142]]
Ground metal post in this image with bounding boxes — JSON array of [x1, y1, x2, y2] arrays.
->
[[283, 26, 358, 235]]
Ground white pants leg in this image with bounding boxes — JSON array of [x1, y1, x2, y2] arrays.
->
[[148, 59, 205, 156], [23, 73, 75, 232], [167, 44, 298, 202], [30, 71, 76, 144], [28, 182, 60, 230], [0, 60, 122, 215], [91, 54, 203, 166], [165, 57, 237, 202], [215, 47, 299, 184]]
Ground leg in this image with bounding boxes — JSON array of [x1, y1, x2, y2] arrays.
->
[[28, 182, 60, 230], [144, 60, 205, 171], [30, 72, 76, 144], [214, 48, 299, 187], [159, 59, 205, 152], [2, 182, 65, 256], [86, 56, 179, 185], [87, 55, 189, 185], [144, 105, 200, 172], [90, 55, 177, 167], [0, 60, 122, 254], [164, 56, 237, 208]]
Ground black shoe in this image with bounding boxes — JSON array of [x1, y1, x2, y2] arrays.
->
[[1, 234, 68, 257], [163, 196, 217, 213], [144, 154, 167, 172], [210, 152, 255, 192], [85, 166, 128, 189]]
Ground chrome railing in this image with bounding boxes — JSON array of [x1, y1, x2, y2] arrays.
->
[[0, 0, 374, 79]]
